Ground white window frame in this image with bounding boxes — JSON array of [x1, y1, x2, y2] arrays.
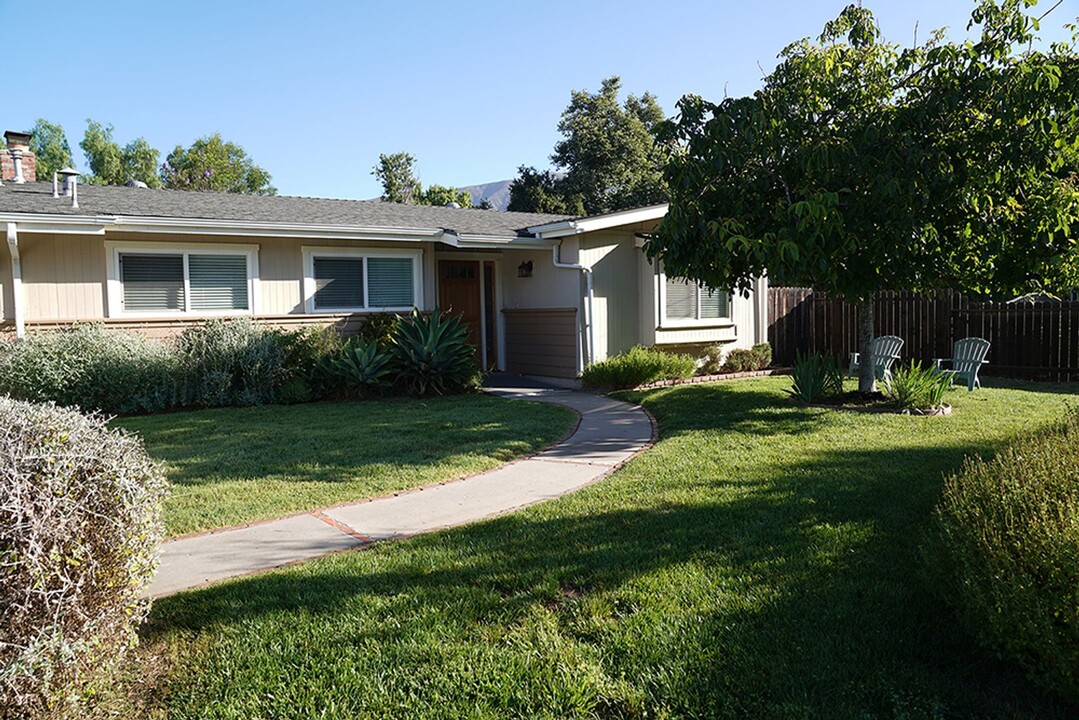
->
[[302, 246, 423, 313], [657, 269, 733, 329], [105, 241, 260, 318]]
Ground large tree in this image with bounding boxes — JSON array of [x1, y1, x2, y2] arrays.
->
[[372, 152, 473, 207], [27, 119, 74, 181], [509, 76, 668, 215], [161, 133, 275, 195], [650, 0, 1079, 391], [78, 120, 160, 187]]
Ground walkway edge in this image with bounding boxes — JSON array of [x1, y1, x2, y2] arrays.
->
[[147, 385, 655, 598]]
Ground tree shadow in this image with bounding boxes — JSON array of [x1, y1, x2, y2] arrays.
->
[[146, 431, 1074, 716]]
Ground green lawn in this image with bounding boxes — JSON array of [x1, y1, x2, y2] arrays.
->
[[114, 396, 576, 537], [127, 378, 1078, 718]]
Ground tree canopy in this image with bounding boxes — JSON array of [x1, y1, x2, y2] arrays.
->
[[509, 76, 668, 216], [161, 134, 275, 195], [80, 120, 163, 188], [650, 1, 1079, 304], [27, 119, 74, 180], [372, 152, 472, 208]]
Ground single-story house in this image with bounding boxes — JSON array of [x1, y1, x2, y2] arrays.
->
[[0, 131, 768, 380]]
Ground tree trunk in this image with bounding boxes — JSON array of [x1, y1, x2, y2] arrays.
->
[[857, 295, 876, 393]]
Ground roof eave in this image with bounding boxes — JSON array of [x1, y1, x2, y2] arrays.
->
[[527, 203, 669, 239]]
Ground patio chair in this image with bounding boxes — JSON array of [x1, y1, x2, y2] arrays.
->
[[848, 335, 904, 383], [933, 337, 990, 391]]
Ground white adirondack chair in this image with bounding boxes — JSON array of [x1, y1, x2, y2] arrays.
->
[[849, 335, 904, 383], [934, 337, 991, 391]]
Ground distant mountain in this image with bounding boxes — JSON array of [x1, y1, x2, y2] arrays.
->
[[460, 179, 513, 211]]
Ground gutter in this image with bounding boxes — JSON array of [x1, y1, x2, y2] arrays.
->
[[549, 239, 594, 373], [6, 223, 23, 338]]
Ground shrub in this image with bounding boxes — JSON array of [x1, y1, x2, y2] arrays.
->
[[0, 398, 167, 718], [751, 342, 772, 369], [0, 325, 179, 414], [581, 345, 696, 389], [883, 361, 953, 412], [787, 351, 844, 403], [699, 344, 725, 375], [390, 309, 480, 395], [176, 318, 287, 407], [722, 348, 760, 373], [277, 325, 344, 403], [926, 415, 1079, 701], [357, 313, 400, 349], [329, 338, 397, 396]]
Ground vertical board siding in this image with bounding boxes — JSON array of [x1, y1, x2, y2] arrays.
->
[[502, 308, 578, 378], [768, 287, 1079, 381]]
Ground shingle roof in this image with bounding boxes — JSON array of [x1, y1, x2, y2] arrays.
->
[[0, 182, 572, 237]]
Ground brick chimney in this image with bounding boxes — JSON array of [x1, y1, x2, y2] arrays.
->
[[2, 130, 36, 183]]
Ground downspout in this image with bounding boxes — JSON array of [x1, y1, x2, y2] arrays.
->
[[6, 222, 24, 339], [549, 238, 594, 372]]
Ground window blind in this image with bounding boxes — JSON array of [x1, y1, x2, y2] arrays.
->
[[700, 286, 728, 319], [120, 254, 184, 311], [189, 254, 249, 311], [665, 277, 697, 319], [367, 257, 414, 308], [313, 257, 364, 310]]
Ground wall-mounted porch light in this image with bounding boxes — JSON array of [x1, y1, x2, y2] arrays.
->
[[517, 260, 533, 278]]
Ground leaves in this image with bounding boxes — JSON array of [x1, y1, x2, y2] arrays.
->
[[162, 133, 275, 195], [650, 0, 1079, 302]]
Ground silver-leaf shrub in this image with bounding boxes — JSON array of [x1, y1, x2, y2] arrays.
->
[[0, 398, 167, 718]]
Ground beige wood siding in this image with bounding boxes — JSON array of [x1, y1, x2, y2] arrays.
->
[[15, 230, 437, 322], [503, 308, 578, 378], [20, 313, 379, 340], [580, 231, 640, 361]]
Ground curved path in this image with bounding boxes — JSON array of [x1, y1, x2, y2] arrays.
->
[[147, 378, 654, 597]]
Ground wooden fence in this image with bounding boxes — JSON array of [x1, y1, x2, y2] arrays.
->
[[768, 288, 1079, 382]]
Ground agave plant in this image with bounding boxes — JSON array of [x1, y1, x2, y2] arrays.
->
[[328, 338, 396, 396], [390, 309, 479, 395]]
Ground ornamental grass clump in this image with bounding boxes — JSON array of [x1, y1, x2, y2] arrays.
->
[[926, 414, 1079, 702], [581, 345, 695, 389], [787, 350, 844, 403], [884, 361, 953, 412], [0, 397, 167, 718]]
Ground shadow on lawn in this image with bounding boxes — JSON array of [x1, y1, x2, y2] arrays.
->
[[148, 428, 1074, 717]]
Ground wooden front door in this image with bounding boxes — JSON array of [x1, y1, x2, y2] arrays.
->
[[438, 260, 483, 360]]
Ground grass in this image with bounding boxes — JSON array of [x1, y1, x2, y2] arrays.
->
[[119, 377, 1078, 718], [114, 396, 576, 537]]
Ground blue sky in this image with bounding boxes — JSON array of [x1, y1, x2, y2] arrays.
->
[[8, 0, 1077, 199]]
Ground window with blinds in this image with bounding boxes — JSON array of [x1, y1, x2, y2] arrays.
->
[[664, 276, 729, 322], [189, 254, 249, 311], [118, 251, 250, 313], [310, 254, 416, 310], [313, 257, 365, 310], [120, 254, 185, 311], [368, 257, 413, 307]]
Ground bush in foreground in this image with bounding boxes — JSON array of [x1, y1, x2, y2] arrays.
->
[[0, 398, 167, 718], [390, 309, 481, 395], [926, 414, 1079, 702], [581, 345, 695, 389]]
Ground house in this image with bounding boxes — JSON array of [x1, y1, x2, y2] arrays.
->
[[0, 131, 768, 380]]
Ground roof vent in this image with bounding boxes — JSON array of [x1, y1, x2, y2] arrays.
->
[[58, 168, 80, 208], [445, 201, 461, 209], [126, 180, 149, 188]]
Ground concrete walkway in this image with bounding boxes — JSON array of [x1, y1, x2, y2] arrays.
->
[[147, 378, 654, 597]]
